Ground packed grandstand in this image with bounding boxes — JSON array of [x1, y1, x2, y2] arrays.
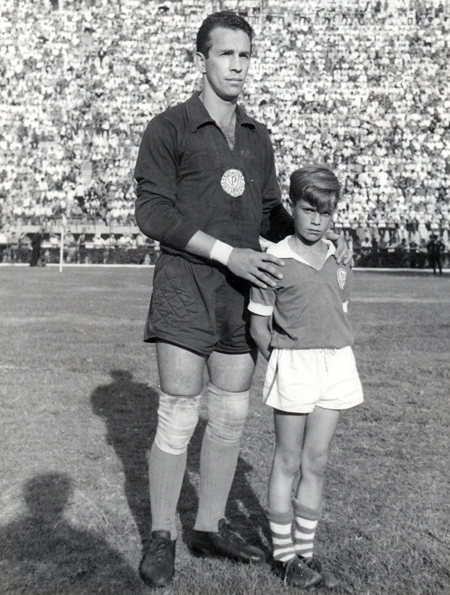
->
[[0, 0, 449, 267]]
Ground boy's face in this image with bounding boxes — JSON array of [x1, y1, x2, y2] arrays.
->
[[292, 199, 336, 244]]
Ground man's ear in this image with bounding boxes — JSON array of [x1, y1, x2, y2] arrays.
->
[[194, 51, 207, 74]]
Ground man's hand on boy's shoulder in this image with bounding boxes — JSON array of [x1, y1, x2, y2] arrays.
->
[[227, 248, 285, 289], [326, 230, 353, 265]]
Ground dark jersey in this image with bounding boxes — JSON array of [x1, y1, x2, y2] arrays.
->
[[134, 93, 293, 264]]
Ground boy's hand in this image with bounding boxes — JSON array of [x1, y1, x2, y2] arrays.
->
[[326, 230, 353, 265], [227, 248, 285, 289]]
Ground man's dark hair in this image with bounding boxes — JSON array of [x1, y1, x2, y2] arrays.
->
[[289, 164, 341, 212], [196, 11, 254, 57]]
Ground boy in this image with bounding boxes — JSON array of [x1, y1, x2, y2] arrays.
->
[[249, 164, 364, 589]]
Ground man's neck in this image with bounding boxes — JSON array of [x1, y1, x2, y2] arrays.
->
[[199, 87, 238, 127]]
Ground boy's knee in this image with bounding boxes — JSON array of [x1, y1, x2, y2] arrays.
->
[[155, 391, 201, 455], [302, 451, 329, 478], [206, 383, 249, 443], [277, 450, 302, 476]]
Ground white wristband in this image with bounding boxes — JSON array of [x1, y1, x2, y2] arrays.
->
[[210, 240, 234, 266]]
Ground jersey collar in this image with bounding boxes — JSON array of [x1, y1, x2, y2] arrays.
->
[[271, 236, 336, 267], [187, 92, 256, 132]]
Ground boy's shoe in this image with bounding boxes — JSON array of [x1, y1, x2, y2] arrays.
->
[[303, 557, 339, 589], [139, 530, 176, 588], [272, 556, 322, 588], [190, 518, 265, 563]]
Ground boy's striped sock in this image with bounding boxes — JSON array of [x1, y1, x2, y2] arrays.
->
[[266, 507, 296, 563], [293, 498, 322, 559]]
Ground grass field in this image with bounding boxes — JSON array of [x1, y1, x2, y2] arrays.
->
[[1, 266, 449, 595]]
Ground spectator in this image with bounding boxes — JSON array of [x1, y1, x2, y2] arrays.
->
[[0, 2, 448, 261]]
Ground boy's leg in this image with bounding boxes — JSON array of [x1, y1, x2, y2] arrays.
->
[[294, 406, 340, 588], [266, 507, 296, 563], [266, 411, 321, 588], [268, 409, 307, 513], [295, 407, 340, 510]]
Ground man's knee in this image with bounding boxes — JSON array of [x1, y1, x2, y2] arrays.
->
[[155, 391, 201, 455], [206, 383, 250, 443]]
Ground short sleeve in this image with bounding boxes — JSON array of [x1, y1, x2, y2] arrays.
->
[[248, 284, 276, 316]]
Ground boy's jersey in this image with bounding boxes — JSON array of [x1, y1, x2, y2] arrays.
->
[[248, 237, 355, 350]]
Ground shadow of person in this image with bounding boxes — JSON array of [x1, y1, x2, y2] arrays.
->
[[91, 370, 269, 554], [0, 473, 145, 595], [90, 370, 160, 547]]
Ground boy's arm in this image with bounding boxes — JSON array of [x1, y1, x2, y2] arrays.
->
[[250, 314, 272, 361]]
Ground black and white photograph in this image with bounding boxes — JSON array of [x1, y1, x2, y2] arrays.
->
[[1, 1, 449, 594]]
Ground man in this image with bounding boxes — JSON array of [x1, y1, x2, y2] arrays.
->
[[427, 234, 445, 275], [134, 11, 350, 588], [30, 227, 43, 267]]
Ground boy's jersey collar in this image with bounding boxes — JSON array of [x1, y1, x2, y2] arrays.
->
[[268, 236, 336, 267]]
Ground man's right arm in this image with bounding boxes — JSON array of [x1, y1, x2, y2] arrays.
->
[[134, 116, 199, 250]]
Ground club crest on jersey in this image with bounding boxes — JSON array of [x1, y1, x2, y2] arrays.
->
[[221, 169, 245, 197], [337, 268, 347, 290]]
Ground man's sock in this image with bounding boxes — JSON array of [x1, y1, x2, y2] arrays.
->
[[149, 390, 201, 539], [194, 431, 240, 531], [266, 507, 296, 563], [194, 384, 249, 532], [293, 498, 322, 559], [149, 443, 187, 540]]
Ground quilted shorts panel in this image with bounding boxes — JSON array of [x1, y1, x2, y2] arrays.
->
[[143, 253, 253, 355]]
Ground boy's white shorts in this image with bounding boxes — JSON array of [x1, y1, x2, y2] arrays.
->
[[263, 346, 364, 413]]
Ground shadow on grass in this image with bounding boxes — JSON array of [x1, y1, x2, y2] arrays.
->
[[0, 473, 142, 594], [91, 370, 268, 554], [90, 369, 158, 547]]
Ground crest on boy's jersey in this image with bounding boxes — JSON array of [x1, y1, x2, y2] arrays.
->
[[221, 169, 245, 197], [337, 268, 347, 290]]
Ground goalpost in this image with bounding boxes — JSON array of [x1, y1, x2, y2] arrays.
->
[[59, 214, 67, 273]]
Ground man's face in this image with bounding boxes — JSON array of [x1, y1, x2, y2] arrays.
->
[[197, 27, 251, 101]]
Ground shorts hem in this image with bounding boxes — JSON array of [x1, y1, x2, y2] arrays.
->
[[144, 335, 253, 357], [144, 335, 211, 357], [213, 346, 254, 355], [265, 401, 314, 414], [266, 398, 364, 414], [316, 398, 364, 411]]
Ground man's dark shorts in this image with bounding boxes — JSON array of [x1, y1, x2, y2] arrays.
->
[[144, 253, 254, 356]]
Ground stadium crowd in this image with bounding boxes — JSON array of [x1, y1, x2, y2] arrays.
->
[[0, 0, 449, 266]]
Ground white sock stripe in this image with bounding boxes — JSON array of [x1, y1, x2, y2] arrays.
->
[[273, 536, 294, 545], [269, 521, 292, 533], [296, 548, 314, 558], [295, 518, 318, 530], [295, 543, 314, 552], [275, 551, 297, 563], [273, 545, 295, 559], [295, 530, 316, 540]]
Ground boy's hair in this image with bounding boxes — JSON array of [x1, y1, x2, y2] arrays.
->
[[289, 164, 340, 212], [196, 11, 254, 57]]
